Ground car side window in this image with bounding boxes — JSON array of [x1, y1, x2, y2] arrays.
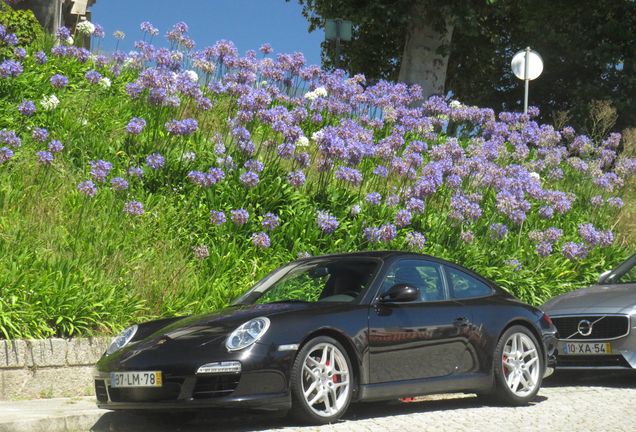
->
[[616, 266, 636, 283], [447, 267, 492, 299], [382, 260, 447, 302]]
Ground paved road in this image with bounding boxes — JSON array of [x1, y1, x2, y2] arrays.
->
[[88, 370, 636, 432]]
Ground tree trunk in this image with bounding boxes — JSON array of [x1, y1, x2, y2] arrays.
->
[[398, 2, 454, 101], [13, 0, 65, 33]]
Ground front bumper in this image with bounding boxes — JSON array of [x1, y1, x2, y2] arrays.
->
[[94, 341, 296, 411]]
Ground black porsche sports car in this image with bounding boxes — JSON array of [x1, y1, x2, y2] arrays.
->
[[94, 251, 557, 424]]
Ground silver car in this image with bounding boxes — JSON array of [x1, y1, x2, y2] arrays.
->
[[542, 253, 636, 370]]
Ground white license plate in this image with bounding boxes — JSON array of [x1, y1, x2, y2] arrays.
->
[[111, 371, 162, 387], [562, 342, 611, 355]]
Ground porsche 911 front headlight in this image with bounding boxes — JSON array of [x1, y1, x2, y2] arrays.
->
[[226, 317, 270, 351], [107, 325, 138, 355]]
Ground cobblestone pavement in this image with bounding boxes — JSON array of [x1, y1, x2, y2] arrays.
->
[[92, 371, 636, 432]]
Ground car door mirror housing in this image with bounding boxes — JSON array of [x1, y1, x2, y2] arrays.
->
[[598, 270, 612, 284], [379, 283, 420, 302]]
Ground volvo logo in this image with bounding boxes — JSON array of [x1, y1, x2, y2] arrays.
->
[[578, 319, 593, 336]]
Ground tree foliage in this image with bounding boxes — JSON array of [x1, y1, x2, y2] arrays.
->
[[293, 0, 636, 132]]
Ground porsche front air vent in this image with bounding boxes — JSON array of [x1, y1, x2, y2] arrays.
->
[[192, 375, 240, 399]]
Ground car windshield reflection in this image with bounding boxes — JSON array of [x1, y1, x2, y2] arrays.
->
[[231, 258, 379, 305]]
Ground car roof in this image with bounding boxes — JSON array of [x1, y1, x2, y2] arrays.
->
[[297, 250, 434, 260]]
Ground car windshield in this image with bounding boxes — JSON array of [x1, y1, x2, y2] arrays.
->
[[602, 253, 636, 284], [231, 258, 380, 305]]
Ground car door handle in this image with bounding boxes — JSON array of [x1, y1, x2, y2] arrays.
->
[[453, 317, 470, 327]]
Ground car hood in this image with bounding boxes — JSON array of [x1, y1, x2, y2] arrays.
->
[[136, 302, 315, 343], [542, 283, 636, 315]]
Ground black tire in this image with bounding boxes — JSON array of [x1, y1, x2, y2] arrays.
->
[[492, 325, 544, 406], [289, 336, 353, 425]]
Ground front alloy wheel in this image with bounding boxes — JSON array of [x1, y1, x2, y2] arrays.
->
[[493, 325, 543, 405], [290, 336, 352, 424]]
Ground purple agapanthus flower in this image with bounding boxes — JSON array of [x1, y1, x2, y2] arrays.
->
[[231, 209, 249, 225], [244, 159, 264, 173], [261, 213, 280, 231], [287, 170, 306, 187], [297, 251, 311, 259], [32, 127, 48, 142], [578, 223, 600, 247], [110, 177, 129, 191], [35, 151, 53, 165], [0, 60, 23, 78], [240, 171, 259, 188], [123, 200, 145, 216], [379, 223, 397, 243], [34, 51, 48, 65], [395, 209, 412, 228], [561, 242, 578, 260], [191, 244, 209, 260], [127, 166, 144, 178], [599, 230, 614, 247], [85, 70, 102, 84], [316, 210, 338, 234], [77, 180, 97, 197], [405, 198, 425, 215], [210, 210, 226, 225], [126, 117, 146, 135], [406, 232, 427, 250], [55, 26, 71, 41], [89, 159, 113, 182], [607, 197, 624, 208], [251, 232, 271, 249], [365, 192, 382, 205], [18, 100, 36, 116], [535, 242, 553, 258], [146, 153, 165, 169], [489, 223, 508, 240], [0, 129, 21, 148], [505, 259, 522, 271], [0, 147, 14, 164], [589, 195, 604, 206], [4, 33, 18, 46], [363, 226, 380, 243], [460, 230, 475, 244]]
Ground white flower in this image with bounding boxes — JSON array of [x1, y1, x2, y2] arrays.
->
[[77, 21, 95, 35], [297, 136, 309, 147], [449, 100, 462, 109], [311, 130, 324, 141], [180, 152, 196, 162], [529, 172, 541, 181], [304, 90, 317, 101], [99, 77, 111, 88], [314, 86, 328, 98], [41, 94, 60, 111], [184, 70, 198, 83], [63, 36, 74, 46]]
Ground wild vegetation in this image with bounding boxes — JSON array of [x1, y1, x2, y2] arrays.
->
[[1, 8, 635, 339]]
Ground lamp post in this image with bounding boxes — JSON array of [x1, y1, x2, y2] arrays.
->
[[325, 18, 352, 70]]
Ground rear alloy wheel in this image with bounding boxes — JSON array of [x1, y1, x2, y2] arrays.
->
[[290, 336, 352, 424], [493, 325, 543, 405]]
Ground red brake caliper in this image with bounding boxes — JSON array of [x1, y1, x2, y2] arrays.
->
[[327, 359, 338, 383]]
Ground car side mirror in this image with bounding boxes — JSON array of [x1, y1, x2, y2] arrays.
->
[[379, 283, 420, 302], [598, 270, 612, 284]]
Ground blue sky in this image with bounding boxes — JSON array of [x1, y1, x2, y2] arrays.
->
[[89, 0, 324, 67]]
